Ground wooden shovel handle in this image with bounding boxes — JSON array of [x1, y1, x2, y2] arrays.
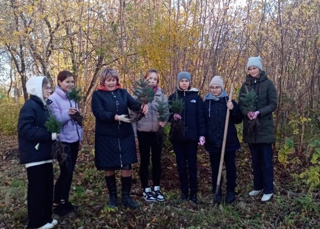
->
[[215, 83, 234, 193]]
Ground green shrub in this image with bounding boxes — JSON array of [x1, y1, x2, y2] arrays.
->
[[0, 98, 21, 135]]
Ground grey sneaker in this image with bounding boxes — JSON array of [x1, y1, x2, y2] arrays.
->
[[153, 186, 165, 202], [143, 187, 157, 202], [261, 193, 273, 202], [249, 190, 263, 196]]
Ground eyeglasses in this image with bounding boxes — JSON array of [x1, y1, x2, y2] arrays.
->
[[210, 86, 221, 90], [44, 87, 52, 91]]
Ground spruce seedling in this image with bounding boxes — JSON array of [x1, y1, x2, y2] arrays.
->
[[155, 97, 170, 122], [66, 86, 82, 104], [132, 78, 155, 122], [169, 92, 185, 139], [239, 86, 260, 132]]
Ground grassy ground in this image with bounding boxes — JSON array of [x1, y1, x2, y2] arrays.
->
[[0, 134, 319, 229]]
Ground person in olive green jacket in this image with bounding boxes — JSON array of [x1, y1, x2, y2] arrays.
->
[[238, 56, 277, 202]]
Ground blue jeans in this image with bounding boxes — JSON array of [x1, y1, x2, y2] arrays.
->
[[249, 143, 274, 194]]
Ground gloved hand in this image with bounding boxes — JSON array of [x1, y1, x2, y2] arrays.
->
[[199, 136, 205, 145], [252, 111, 260, 120], [247, 111, 254, 120], [117, 114, 131, 123], [173, 113, 182, 120]]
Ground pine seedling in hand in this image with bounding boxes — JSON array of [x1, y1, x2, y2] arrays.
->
[[66, 86, 84, 126], [155, 97, 170, 122], [155, 97, 170, 138], [132, 78, 155, 122], [66, 86, 82, 104], [169, 93, 185, 139], [45, 114, 68, 162], [133, 79, 155, 104], [239, 86, 260, 132], [45, 115, 62, 134], [170, 95, 184, 115], [239, 87, 258, 115]]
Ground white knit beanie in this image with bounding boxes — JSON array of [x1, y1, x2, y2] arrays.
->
[[210, 76, 224, 90], [247, 56, 263, 70]]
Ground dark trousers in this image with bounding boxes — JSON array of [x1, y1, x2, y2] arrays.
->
[[26, 163, 53, 228], [54, 141, 79, 203], [209, 150, 237, 193], [138, 131, 163, 189], [249, 143, 274, 194], [173, 141, 198, 194]]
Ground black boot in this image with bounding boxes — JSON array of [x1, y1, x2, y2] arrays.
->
[[181, 189, 189, 201], [189, 191, 198, 204], [105, 175, 117, 208], [121, 176, 139, 209], [226, 190, 235, 204]]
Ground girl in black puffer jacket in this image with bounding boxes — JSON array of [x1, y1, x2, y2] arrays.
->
[[203, 76, 242, 204], [168, 71, 206, 204]]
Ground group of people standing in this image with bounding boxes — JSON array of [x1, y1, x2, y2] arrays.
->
[[18, 56, 277, 228]]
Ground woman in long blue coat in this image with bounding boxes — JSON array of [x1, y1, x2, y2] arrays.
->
[[91, 68, 148, 209]]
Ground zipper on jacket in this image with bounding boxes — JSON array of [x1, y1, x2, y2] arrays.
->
[[183, 91, 186, 127], [112, 91, 123, 167]]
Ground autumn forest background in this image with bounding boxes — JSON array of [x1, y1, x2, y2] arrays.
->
[[0, 0, 320, 228]]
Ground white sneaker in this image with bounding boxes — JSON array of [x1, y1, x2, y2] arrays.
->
[[153, 186, 165, 202], [143, 187, 157, 202], [50, 219, 58, 226], [248, 190, 263, 196], [38, 223, 54, 229], [261, 193, 273, 202]]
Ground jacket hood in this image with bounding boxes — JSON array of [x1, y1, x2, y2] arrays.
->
[[205, 90, 228, 101], [26, 76, 46, 105], [245, 71, 268, 84], [177, 87, 199, 93]]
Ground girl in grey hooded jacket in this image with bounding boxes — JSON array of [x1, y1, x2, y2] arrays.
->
[[133, 69, 169, 202]]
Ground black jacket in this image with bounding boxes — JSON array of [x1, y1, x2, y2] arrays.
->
[[168, 88, 206, 143], [18, 95, 54, 164], [91, 88, 141, 170], [203, 95, 242, 153]]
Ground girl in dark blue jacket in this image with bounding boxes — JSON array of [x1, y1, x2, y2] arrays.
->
[[203, 76, 242, 204], [168, 71, 206, 204], [18, 76, 58, 229]]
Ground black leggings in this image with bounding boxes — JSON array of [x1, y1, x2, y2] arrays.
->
[[54, 141, 79, 204], [138, 131, 163, 189]]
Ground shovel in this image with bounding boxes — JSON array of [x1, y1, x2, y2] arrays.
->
[[214, 83, 234, 203]]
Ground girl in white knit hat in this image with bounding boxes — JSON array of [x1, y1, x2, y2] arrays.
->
[[238, 56, 277, 202], [203, 76, 242, 204]]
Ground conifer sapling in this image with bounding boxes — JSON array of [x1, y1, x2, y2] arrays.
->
[[132, 78, 155, 122], [155, 97, 170, 122], [155, 97, 170, 137], [239, 86, 260, 132], [45, 114, 67, 162], [66, 86, 84, 127], [169, 93, 185, 139]]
